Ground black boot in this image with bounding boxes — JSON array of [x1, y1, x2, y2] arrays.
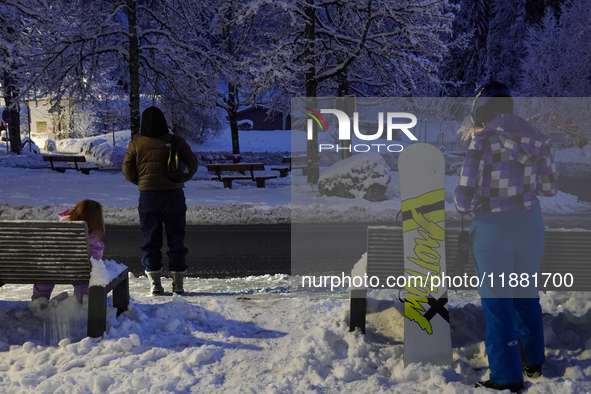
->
[[523, 363, 543, 378], [475, 380, 523, 393]]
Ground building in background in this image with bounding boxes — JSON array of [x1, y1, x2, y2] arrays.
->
[[27, 98, 72, 141], [234, 106, 291, 131]]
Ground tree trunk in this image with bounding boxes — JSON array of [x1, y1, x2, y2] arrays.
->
[[336, 70, 352, 160], [3, 71, 21, 154], [127, 0, 141, 139], [227, 83, 240, 154], [304, 0, 319, 184], [224, 7, 240, 155]]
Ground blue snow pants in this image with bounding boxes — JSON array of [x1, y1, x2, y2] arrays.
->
[[139, 188, 189, 273], [470, 204, 546, 384]]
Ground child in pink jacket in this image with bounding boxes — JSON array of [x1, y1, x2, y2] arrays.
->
[[32, 199, 105, 302]]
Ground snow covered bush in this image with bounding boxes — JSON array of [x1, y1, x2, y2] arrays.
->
[[318, 153, 391, 202]]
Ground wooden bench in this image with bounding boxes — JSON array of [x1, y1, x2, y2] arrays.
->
[[349, 226, 591, 333], [206, 163, 277, 189], [42, 155, 98, 175], [0, 220, 130, 338], [271, 156, 308, 177], [200, 153, 242, 165]]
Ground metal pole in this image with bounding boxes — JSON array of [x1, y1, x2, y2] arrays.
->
[[112, 123, 115, 146]]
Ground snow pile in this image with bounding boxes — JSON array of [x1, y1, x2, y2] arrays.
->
[[539, 191, 589, 214], [56, 131, 131, 168], [0, 152, 44, 168], [89, 258, 129, 287], [555, 145, 590, 164], [0, 140, 44, 168], [318, 153, 392, 202], [86, 144, 128, 168]]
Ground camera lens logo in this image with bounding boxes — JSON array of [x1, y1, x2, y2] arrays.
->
[[305, 108, 328, 133]]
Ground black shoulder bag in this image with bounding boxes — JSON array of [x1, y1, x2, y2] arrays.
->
[[167, 135, 193, 183]]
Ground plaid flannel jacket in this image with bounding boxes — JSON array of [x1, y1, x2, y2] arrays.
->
[[454, 115, 559, 214]]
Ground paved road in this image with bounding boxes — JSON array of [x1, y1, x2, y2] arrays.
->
[[106, 212, 591, 278], [559, 176, 591, 202]]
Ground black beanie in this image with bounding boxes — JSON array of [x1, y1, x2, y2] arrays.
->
[[140, 106, 169, 137]]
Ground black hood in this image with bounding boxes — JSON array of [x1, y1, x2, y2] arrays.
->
[[141, 107, 169, 138]]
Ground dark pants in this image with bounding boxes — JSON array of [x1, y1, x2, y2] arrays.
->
[[139, 189, 188, 272]]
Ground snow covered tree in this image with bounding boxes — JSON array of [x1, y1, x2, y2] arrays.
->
[[521, 0, 591, 147], [194, 0, 292, 154], [487, 0, 527, 89], [522, 0, 591, 97], [439, 0, 490, 96], [0, 0, 51, 153], [279, 0, 457, 182], [23, 0, 217, 138]]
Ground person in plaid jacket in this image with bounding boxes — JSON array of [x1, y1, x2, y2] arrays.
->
[[454, 82, 559, 393]]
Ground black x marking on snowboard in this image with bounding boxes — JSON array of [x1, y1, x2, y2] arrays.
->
[[423, 296, 449, 323], [401, 201, 445, 222]]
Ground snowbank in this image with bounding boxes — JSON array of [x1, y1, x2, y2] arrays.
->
[[0, 276, 591, 393]]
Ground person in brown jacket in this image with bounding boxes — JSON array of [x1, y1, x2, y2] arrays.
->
[[123, 106, 198, 295]]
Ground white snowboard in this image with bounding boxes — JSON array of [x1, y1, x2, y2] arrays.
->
[[398, 143, 452, 367]]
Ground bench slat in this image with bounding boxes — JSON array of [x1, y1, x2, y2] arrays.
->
[[0, 267, 90, 273], [0, 277, 91, 284], [0, 220, 88, 226], [0, 227, 86, 232], [1, 244, 88, 255], [0, 232, 87, 237], [0, 237, 88, 242], [0, 271, 91, 277], [0, 230, 87, 236], [206, 163, 265, 172], [0, 243, 87, 249], [0, 237, 87, 242], [0, 225, 87, 230], [42, 155, 86, 162], [0, 256, 90, 262]]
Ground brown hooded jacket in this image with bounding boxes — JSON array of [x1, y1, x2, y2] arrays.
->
[[122, 107, 198, 191]]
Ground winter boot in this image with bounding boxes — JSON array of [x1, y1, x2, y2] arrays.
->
[[171, 271, 186, 295], [146, 270, 164, 296], [474, 380, 523, 393], [523, 363, 543, 378]]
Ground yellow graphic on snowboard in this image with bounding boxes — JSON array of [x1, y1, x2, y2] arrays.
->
[[401, 189, 445, 335]]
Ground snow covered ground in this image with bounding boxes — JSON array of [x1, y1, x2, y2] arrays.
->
[[1, 277, 591, 393], [0, 127, 591, 392], [0, 128, 588, 225]]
